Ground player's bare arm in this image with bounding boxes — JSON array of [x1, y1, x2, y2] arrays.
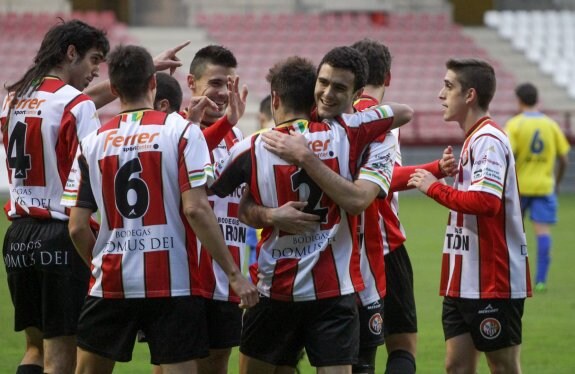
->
[[384, 102, 414, 129], [68, 207, 96, 267], [238, 189, 320, 234], [182, 187, 259, 308]]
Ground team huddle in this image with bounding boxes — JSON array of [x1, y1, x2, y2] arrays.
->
[[2, 19, 535, 374]]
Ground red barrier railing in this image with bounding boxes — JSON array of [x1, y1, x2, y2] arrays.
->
[[401, 110, 575, 146]]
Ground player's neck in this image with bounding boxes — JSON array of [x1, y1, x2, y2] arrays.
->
[[461, 107, 489, 134], [520, 104, 538, 113], [363, 85, 385, 103], [47, 67, 68, 85], [120, 96, 154, 113], [274, 110, 309, 126]]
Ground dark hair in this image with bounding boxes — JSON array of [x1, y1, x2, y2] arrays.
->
[[351, 38, 391, 86], [446, 58, 496, 111], [108, 45, 155, 102], [6, 19, 109, 98], [189, 45, 237, 78], [266, 56, 316, 115], [318, 46, 368, 91], [259, 94, 272, 120], [155, 72, 183, 113], [515, 82, 538, 106]]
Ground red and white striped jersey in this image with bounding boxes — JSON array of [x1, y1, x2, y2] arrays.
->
[[62, 110, 213, 299], [212, 105, 396, 302], [1, 76, 100, 220], [354, 95, 406, 257], [196, 127, 249, 303], [353, 95, 405, 305], [441, 117, 531, 299], [356, 131, 397, 305]]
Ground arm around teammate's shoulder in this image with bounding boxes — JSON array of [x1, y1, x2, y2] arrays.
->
[[383, 102, 414, 129]]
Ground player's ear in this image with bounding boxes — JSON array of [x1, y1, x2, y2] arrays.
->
[[66, 44, 78, 63], [353, 87, 364, 102], [157, 99, 170, 113], [384, 71, 391, 87], [149, 73, 157, 91], [465, 87, 477, 105], [187, 74, 196, 91], [271, 91, 280, 110], [110, 84, 119, 98]]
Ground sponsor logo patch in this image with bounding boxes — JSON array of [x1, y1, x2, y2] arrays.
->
[[478, 303, 499, 315], [479, 317, 501, 340]]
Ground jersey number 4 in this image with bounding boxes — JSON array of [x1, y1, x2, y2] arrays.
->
[[6, 118, 45, 186]]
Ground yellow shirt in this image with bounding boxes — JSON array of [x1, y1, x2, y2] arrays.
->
[[505, 112, 570, 195]]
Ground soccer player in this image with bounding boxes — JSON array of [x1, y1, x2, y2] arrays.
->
[[186, 45, 249, 374], [251, 39, 455, 374], [351, 38, 456, 374], [505, 82, 570, 292], [212, 48, 413, 374], [1, 20, 109, 374], [408, 58, 532, 374], [62, 45, 257, 374]]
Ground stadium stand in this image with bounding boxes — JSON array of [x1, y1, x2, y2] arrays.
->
[[194, 11, 518, 144], [485, 10, 575, 99], [0, 1, 573, 191]]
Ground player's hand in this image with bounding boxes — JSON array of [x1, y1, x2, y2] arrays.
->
[[228, 271, 259, 309], [153, 40, 190, 75], [408, 169, 438, 194], [270, 201, 320, 234], [226, 76, 248, 125], [439, 145, 457, 177], [262, 130, 310, 166], [186, 96, 218, 123]]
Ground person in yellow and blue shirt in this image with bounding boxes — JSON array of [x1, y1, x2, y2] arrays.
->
[[505, 83, 571, 292]]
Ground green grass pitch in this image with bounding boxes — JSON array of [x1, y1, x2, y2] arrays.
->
[[0, 194, 574, 373]]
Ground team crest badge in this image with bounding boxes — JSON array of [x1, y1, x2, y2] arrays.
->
[[369, 313, 383, 335], [479, 317, 501, 340]]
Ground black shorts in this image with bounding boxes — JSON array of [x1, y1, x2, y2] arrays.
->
[[443, 297, 525, 352], [240, 294, 359, 367], [204, 298, 243, 349], [3, 218, 90, 338], [77, 296, 209, 364], [383, 245, 417, 336], [358, 298, 385, 348]]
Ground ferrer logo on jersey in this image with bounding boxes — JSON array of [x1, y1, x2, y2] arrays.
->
[[104, 129, 160, 152]]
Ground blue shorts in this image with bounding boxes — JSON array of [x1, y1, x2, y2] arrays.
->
[[520, 195, 557, 224]]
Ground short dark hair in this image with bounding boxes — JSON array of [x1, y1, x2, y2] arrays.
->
[[351, 38, 391, 86], [318, 46, 368, 91], [108, 45, 155, 102], [266, 56, 316, 115], [259, 94, 272, 120], [515, 82, 538, 106], [155, 72, 183, 113], [446, 58, 496, 111], [189, 45, 237, 78], [6, 19, 109, 98]]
